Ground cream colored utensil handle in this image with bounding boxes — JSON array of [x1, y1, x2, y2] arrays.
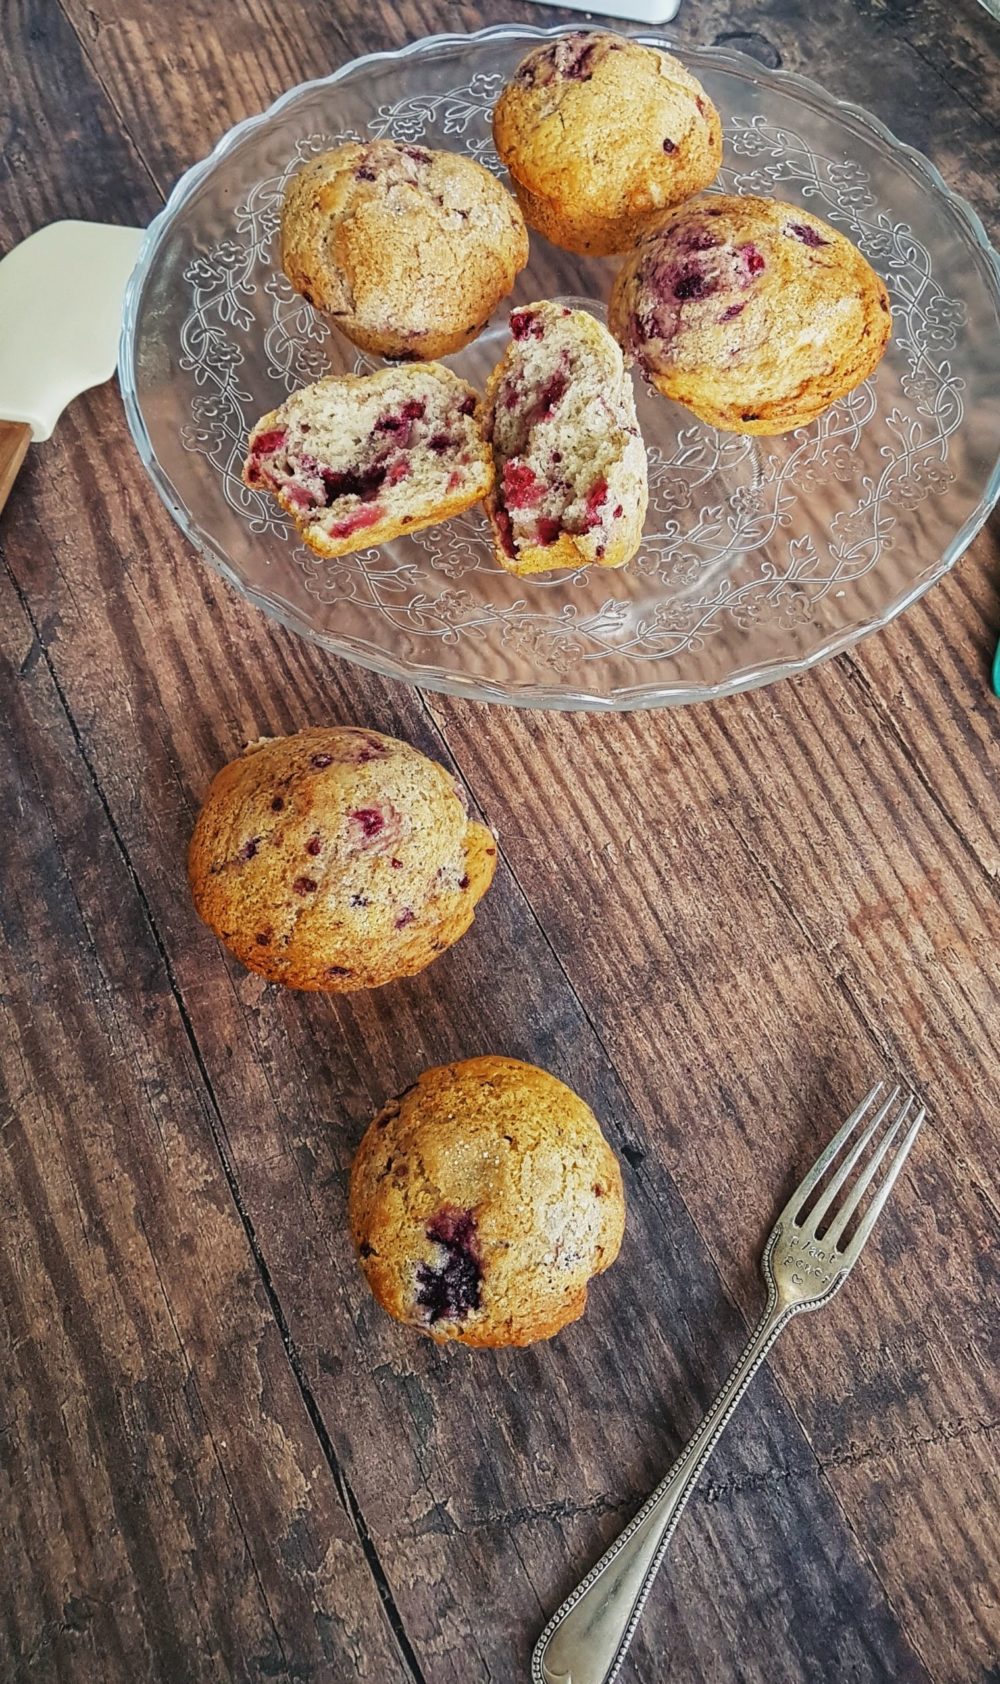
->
[[0, 421, 31, 515]]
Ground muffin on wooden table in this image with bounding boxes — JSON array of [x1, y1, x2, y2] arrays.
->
[[188, 728, 496, 991], [349, 1056, 625, 1347], [492, 32, 722, 256], [281, 139, 529, 360], [609, 194, 892, 434], [481, 301, 648, 576], [243, 363, 492, 558]]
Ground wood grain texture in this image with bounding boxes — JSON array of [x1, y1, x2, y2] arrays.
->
[[2, 0, 999, 1680]]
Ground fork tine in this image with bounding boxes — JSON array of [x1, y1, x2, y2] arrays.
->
[[839, 1104, 925, 1269], [802, 1083, 902, 1235], [780, 1079, 886, 1224], [822, 1094, 915, 1249]]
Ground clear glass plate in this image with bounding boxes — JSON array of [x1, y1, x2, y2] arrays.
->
[[120, 25, 1000, 711]]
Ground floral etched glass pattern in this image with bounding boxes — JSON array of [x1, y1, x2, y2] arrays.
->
[[120, 28, 1000, 710]]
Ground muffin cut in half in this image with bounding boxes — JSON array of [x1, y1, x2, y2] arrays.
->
[[481, 302, 648, 576], [243, 363, 493, 558]]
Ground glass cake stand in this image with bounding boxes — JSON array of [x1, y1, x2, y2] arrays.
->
[[120, 26, 1000, 710]]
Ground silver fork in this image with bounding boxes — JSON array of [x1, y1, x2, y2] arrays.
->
[[532, 1080, 926, 1684]]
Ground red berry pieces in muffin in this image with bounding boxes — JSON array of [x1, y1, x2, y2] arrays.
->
[[481, 302, 647, 576], [187, 727, 497, 991], [243, 364, 492, 558]]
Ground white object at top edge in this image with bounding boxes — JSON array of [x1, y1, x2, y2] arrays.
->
[[519, 0, 682, 19]]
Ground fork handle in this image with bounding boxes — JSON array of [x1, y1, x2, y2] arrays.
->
[[532, 1294, 792, 1684]]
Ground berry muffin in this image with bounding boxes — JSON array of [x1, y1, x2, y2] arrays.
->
[[188, 728, 496, 992], [243, 363, 493, 559], [281, 139, 529, 360], [609, 195, 892, 435], [492, 33, 721, 256], [482, 302, 648, 576], [349, 1057, 625, 1347]]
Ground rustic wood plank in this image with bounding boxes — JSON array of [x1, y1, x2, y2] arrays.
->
[[1, 382, 937, 1681], [0, 554, 414, 1684], [3, 0, 999, 1680], [56, 0, 1000, 234], [424, 663, 1000, 1681]]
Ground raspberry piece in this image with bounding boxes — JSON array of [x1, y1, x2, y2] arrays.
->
[[330, 505, 381, 539], [586, 478, 609, 518], [350, 808, 385, 840], [494, 506, 516, 557], [503, 462, 540, 509], [787, 222, 828, 248], [251, 428, 287, 456], [510, 309, 544, 341], [534, 372, 567, 420]]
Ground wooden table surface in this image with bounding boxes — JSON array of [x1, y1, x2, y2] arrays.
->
[[3, 1, 1000, 1680]]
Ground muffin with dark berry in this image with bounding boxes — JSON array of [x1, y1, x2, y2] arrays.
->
[[482, 301, 648, 576], [609, 194, 892, 434], [349, 1056, 625, 1347], [188, 728, 496, 991], [243, 363, 492, 558], [281, 139, 529, 360], [492, 32, 721, 256]]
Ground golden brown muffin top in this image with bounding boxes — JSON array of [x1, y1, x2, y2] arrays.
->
[[493, 34, 720, 223], [281, 139, 528, 356], [610, 194, 892, 433], [188, 728, 496, 991], [349, 1056, 625, 1346]]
